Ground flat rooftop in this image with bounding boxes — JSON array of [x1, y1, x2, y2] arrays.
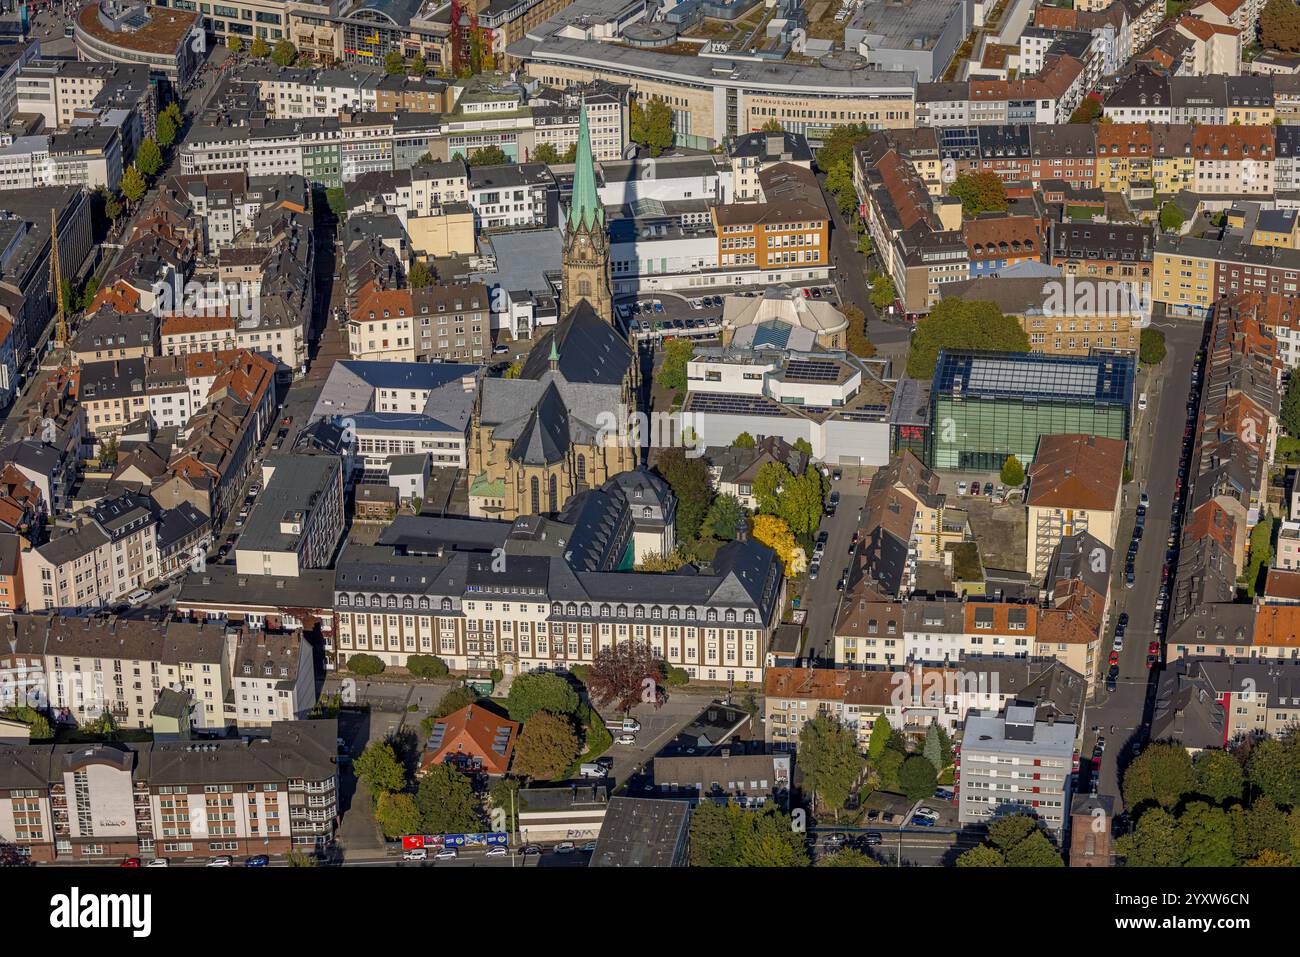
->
[[77, 2, 198, 55], [847, 0, 965, 51]]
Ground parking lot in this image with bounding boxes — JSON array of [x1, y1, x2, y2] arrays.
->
[[618, 284, 839, 344]]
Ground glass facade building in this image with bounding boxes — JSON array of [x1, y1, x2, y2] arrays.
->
[[925, 350, 1134, 471]]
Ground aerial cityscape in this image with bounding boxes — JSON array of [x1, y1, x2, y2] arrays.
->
[[0, 0, 1291, 900]]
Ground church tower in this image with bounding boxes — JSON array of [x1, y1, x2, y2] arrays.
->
[[560, 107, 613, 321]]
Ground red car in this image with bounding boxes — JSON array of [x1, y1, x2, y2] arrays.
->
[[120, 858, 141, 868], [1109, 651, 1120, 666], [1148, 641, 1160, 655]]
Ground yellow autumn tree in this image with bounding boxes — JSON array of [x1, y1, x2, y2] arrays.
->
[[751, 514, 805, 578]]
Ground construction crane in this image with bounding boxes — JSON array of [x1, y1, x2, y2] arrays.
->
[[49, 207, 68, 350]]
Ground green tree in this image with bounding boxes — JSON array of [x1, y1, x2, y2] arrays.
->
[[1117, 807, 1186, 866], [163, 102, 183, 127], [1245, 514, 1276, 598], [1247, 738, 1300, 807], [1123, 742, 1195, 811], [705, 493, 744, 541], [824, 160, 859, 217], [869, 272, 896, 311], [468, 145, 510, 167], [411, 55, 428, 76], [156, 112, 177, 149], [384, 50, 406, 74], [988, 814, 1038, 851], [347, 653, 385, 677], [752, 461, 825, 539], [1282, 372, 1300, 437], [503, 358, 524, 379], [250, 37, 270, 59], [271, 40, 297, 67], [1140, 327, 1167, 365], [898, 755, 938, 801], [760, 117, 784, 132], [405, 654, 448, 679], [819, 848, 881, 867], [408, 260, 434, 288], [630, 97, 674, 156], [286, 848, 317, 866], [1192, 749, 1244, 805], [949, 171, 1009, 216], [1069, 97, 1102, 123], [656, 337, 695, 394], [906, 298, 1030, 379], [1179, 801, 1237, 867], [136, 138, 162, 178], [689, 802, 810, 867], [1262, 0, 1300, 53], [874, 747, 904, 792], [227, 36, 244, 54], [120, 164, 147, 204], [922, 723, 943, 773], [1158, 202, 1185, 233], [1000, 454, 1025, 487], [656, 447, 714, 541], [325, 187, 346, 217], [798, 716, 865, 815], [1005, 831, 1064, 867], [505, 673, 579, 724], [355, 742, 406, 796], [434, 684, 478, 718], [733, 431, 756, 449], [512, 710, 580, 782], [867, 714, 892, 761], [415, 764, 482, 834], [488, 777, 520, 834], [375, 791, 421, 838], [956, 844, 1007, 867], [842, 302, 876, 358], [532, 142, 561, 164]]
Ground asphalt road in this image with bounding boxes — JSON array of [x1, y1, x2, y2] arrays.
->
[[1083, 310, 1205, 813], [803, 480, 870, 662]]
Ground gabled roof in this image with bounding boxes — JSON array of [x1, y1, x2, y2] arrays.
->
[[520, 300, 632, 386], [1026, 433, 1126, 510]]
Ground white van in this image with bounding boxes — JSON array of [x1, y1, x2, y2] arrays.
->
[[579, 763, 608, 779], [126, 588, 151, 607], [403, 848, 427, 861], [1138, 392, 1148, 411], [616, 717, 641, 733]]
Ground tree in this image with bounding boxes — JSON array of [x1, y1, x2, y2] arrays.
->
[[1004, 830, 1063, 867], [1117, 807, 1187, 866], [1262, 0, 1300, 53], [752, 462, 826, 539], [630, 97, 674, 156], [760, 118, 784, 132], [655, 447, 714, 541], [1244, 849, 1293, 866], [636, 549, 690, 572], [906, 299, 1030, 379], [408, 260, 434, 288], [842, 303, 876, 358], [375, 792, 421, 838], [824, 160, 859, 217], [1283, 372, 1300, 437], [922, 723, 943, 773], [411, 55, 428, 76], [688, 802, 810, 867], [898, 755, 938, 801], [956, 844, 1007, 867], [819, 848, 881, 867], [156, 112, 177, 149], [355, 742, 406, 796], [587, 640, 663, 714], [1158, 201, 1185, 233], [286, 848, 317, 867], [163, 102, 183, 127], [705, 493, 744, 541], [1245, 514, 1276, 598], [798, 716, 864, 815], [1069, 97, 1102, 123], [120, 164, 147, 204], [1139, 327, 1167, 365], [1000, 454, 1025, 487], [406, 654, 448, 679], [732, 432, 756, 449], [1123, 742, 1195, 811], [513, 710, 580, 781], [468, 144, 511, 167], [656, 337, 695, 394], [503, 358, 524, 379], [271, 40, 297, 67], [383, 50, 405, 74], [533, 142, 561, 164], [867, 714, 892, 761], [1193, 749, 1244, 805], [750, 513, 804, 578], [1247, 737, 1300, 807], [988, 814, 1038, 851], [506, 673, 579, 724], [250, 37, 270, 59], [949, 171, 1008, 217], [1179, 801, 1236, 867], [489, 777, 520, 834], [347, 653, 385, 677], [415, 764, 482, 833], [136, 139, 162, 179], [431, 683, 478, 719], [227, 36, 244, 54], [869, 272, 896, 311]]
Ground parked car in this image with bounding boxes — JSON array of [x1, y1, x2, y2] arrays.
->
[[146, 858, 170, 867], [434, 848, 458, 861], [207, 857, 233, 867], [809, 562, 820, 580], [615, 733, 637, 745], [957, 481, 968, 495], [580, 841, 598, 852], [863, 832, 884, 846], [245, 855, 269, 867], [120, 857, 141, 867], [831, 468, 842, 481], [521, 844, 543, 856], [403, 848, 427, 861], [555, 842, 576, 855]]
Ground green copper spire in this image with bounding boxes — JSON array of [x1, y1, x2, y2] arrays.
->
[[549, 337, 560, 363], [567, 106, 603, 232]]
